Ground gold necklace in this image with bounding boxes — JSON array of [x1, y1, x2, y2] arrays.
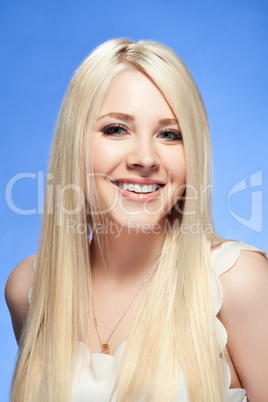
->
[[92, 279, 147, 354]]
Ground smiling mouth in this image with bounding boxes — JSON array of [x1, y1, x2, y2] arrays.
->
[[112, 181, 165, 194]]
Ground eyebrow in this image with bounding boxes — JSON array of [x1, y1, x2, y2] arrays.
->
[[97, 112, 179, 126], [158, 118, 179, 126], [97, 112, 135, 122]]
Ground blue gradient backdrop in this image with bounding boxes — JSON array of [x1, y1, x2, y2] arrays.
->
[[1, 1, 267, 400]]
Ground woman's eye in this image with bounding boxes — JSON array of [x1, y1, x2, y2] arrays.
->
[[101, 124, 128, 136], [158, 130, 183, 141]]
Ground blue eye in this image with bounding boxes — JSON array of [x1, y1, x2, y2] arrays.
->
[[101, 124, 128, 136], [158, 130, 183, 141]]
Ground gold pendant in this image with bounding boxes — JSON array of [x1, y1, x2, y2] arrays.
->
[[101, 343, 110, 354]]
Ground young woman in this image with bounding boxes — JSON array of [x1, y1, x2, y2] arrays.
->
[[5, 39, 268, 402]]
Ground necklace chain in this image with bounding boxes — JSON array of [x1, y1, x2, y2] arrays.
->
[[92, 278, 147, 354]]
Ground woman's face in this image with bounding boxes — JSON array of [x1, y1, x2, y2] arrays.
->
[[92, 69, 186, 233]]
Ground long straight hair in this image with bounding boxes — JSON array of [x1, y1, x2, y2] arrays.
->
[[11, 39, 226, 401]]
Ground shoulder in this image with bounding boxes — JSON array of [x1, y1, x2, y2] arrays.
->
[[5, 254, 37, 344], [218, 246, 268, 338], [216, 243, 268, 401], [5, 254, 37, 307], [213, 240, 268, 324], [219, 246, 268, 304]]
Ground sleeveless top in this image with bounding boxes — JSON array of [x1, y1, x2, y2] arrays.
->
[[28, 241, 266, 401]]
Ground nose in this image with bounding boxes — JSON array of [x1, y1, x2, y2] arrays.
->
[[126, 136, 160, 173]]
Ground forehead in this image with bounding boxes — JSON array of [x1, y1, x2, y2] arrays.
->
[[98, 69, 175, 119]]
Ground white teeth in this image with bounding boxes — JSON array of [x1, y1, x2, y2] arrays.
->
[[143, 185, 148, 193], [117, 182, 160, 193]]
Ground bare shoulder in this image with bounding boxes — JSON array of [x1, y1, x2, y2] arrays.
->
[[218, 249, 268, 401], [5, 254, 37, 343], [5, 254, 37, 308], [219, 249, 268, 306]]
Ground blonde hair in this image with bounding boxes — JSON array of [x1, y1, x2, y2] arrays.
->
[[11, 39, 226, 401]]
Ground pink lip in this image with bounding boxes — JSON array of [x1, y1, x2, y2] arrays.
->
[[113, 177, 166, 185], [112, 180, 165, 203]]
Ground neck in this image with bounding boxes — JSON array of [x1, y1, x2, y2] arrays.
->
[[91, 223, 165, 282]]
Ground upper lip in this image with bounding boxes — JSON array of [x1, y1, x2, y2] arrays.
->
[[112, 177, 166, 186]]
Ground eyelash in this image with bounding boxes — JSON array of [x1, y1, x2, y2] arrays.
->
[[101, 124, 128, 136], [101, 124, 183, 141], [158, 130, 183, 141]]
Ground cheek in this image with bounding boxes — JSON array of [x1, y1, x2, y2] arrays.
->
[[165, 148, 186, 182], [171, 172, 186, 203], [92, 138, 125, 174], [168, 152, 186, 199], [92, 138, 108, 173]]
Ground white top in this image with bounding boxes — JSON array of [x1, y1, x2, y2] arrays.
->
[[29, 241, 266, 401]]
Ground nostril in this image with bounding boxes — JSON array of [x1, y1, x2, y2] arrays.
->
[[126, 144, 160, 170], [129, 161, 160, 170]]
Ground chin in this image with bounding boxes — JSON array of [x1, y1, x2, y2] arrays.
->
[[94, 211, 166, 237]]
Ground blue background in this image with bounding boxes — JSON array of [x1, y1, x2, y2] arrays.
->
[[0, 0, 267, 400]]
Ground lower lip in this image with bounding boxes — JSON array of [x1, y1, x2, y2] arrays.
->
[[113, 183, 164, 203]]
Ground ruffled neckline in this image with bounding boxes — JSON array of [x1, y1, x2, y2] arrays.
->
[[211, 241, 266, 400], [31, 241, 266, 401], [79, 241, 265, 400], [77, 339, 127, 360]]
